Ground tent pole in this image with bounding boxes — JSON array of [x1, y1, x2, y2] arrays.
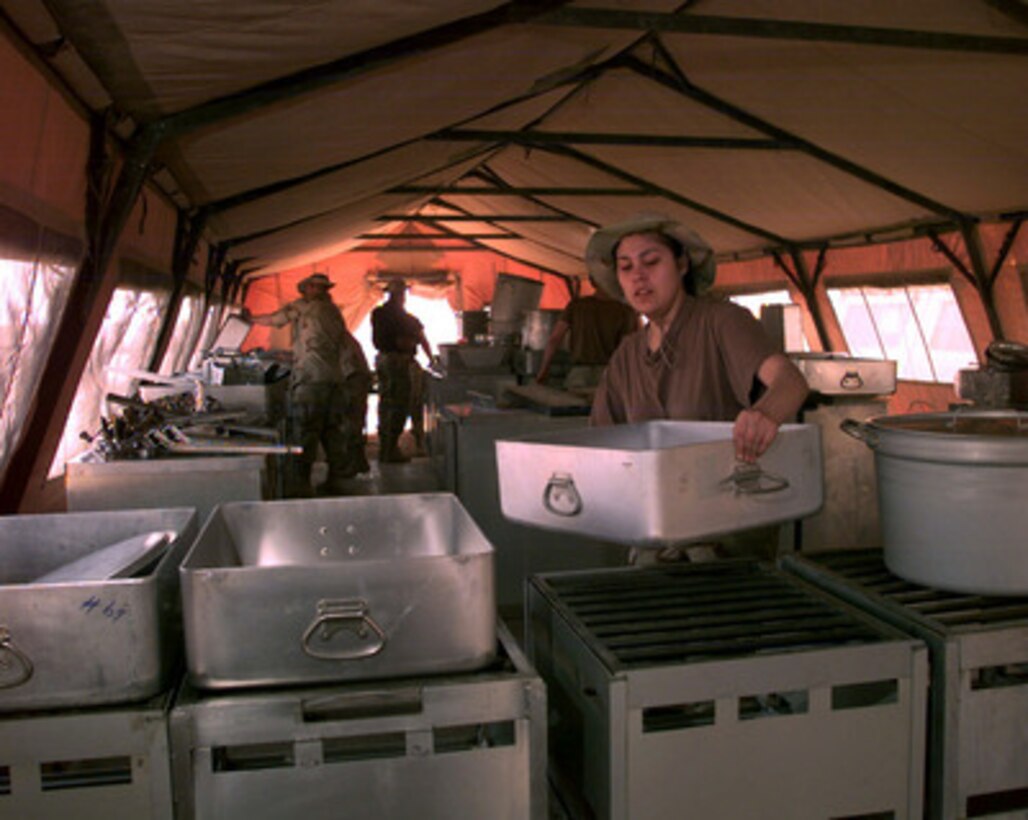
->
[[148, 210, 207, 373]]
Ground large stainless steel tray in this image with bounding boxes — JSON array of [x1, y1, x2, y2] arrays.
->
[[0, 508, 198, 711], [790, 353, 897, 395], [180, 493, 496, 689], [496, 420, 823, 545]]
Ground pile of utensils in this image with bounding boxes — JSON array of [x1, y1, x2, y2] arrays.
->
[[79, 391, 301, 460]]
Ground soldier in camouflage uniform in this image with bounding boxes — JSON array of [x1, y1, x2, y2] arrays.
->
[[245, 273, 365, 495]]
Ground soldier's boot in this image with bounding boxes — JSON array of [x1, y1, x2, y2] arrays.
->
[[378, 433, 409, 463], [285, 460, 315, 498]]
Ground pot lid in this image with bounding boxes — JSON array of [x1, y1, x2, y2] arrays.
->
[[873, 410, 1028, 438]]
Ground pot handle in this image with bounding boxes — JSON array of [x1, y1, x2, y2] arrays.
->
[[840, 418, 879, 448], [0, 626, 34, 689], [301, 599, 387, 661], [720, 462, 790, 495]]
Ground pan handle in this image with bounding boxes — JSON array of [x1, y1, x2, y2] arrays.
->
[[0, 626, 34, 689], [840, 370, 864, 390], [301, 687, 423, 723], [840, 418, 879, 448], [720, 462, 790, 495], [543, 472, 583, 516], [301, 599, 387, 661]]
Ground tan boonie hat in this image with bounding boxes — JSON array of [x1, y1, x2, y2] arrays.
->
[[584, 213, 716, 302], [297, 272, 334, 292]]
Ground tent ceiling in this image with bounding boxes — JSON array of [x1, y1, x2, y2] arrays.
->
[[5, 0, 1026, 281]]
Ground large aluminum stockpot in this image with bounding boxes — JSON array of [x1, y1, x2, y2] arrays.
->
[[180, 493, 496, 689], [496, 420, 823, 545], [842, 410, 1028, 595], [0, 508, 198, 711]]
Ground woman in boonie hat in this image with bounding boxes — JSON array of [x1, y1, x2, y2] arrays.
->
[[586, 214, 810, 564], [585, 213, 809, 464]]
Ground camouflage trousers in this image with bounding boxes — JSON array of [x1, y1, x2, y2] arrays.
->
[[290, 381, 364, 485]]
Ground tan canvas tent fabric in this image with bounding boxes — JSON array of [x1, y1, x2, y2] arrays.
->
[[1, 0, 1027, 515], [3, 0, 1024, 286]]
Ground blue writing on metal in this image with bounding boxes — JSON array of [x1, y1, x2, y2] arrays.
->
[[80, 596, 129, 621]]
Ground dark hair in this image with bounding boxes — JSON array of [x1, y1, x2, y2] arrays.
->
[[612, 230, 697, 296]]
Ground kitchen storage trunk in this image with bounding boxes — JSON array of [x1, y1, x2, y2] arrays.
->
[[782, 549, 1028, 820], [496, 420, 823, 545], [528, 561, 927, 820], [0, 507, 198, 711], [842, 409, 1028, 595], [180, 493, 496, 688], [168, 622, 546, 820], [0, 689, 175, 819]]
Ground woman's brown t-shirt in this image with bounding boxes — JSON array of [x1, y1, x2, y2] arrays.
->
[[590, 296, 774, 426]]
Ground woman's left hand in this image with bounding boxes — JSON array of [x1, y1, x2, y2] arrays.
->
[[733, 408, 779, 463]]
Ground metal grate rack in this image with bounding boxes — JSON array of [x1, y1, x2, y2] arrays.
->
[[529, 560, 928, 819], [782, 549, 1028, 820], [537, 560, 889, 669]]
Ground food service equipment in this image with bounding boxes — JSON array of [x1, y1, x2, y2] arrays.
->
[[180, 493, 496, 688], [528, 561, 927, 819], [790, 352, 897, 395], [496, 420, 823, 545], [0, 688, 175, 819], [782, 549, 1028, 820], [842, 410, 1028, 594], [168, 622, 545, 820], [0, 508, 197, 711], [66, 453, 266, 528]]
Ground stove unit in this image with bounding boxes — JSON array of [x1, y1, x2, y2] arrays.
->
[[782, 549, 1028, 820], [0, 690, 175, 819], [528, 560, 927, 819], [169, 622, 546, 820]]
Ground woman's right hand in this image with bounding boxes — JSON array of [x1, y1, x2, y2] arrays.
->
[[733, 408, 779, 463]]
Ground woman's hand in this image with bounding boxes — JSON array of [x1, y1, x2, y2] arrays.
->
[[733, 408, 779, 463], [733, 352, 809, 461]]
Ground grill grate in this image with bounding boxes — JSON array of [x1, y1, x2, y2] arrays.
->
[[539, 561, 888, 668], [805, 550, 1028, 630]]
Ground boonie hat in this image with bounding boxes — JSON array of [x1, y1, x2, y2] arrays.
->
[[385, 279, 408, 294], [585, 213, 716, 302], [297, 272, 334, 292]]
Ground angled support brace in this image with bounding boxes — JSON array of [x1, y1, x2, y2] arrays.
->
[[928, 224, 1005, 340], [773, 247, 832, 350]]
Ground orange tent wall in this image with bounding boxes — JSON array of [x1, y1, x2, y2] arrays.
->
[[0, 34, 88, 235], [241, 247, 575, 351]]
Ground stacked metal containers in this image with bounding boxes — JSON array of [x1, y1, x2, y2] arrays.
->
[[782, 549, 1028, 820], [169, 622, 546, 820], [170, 493, 547, 820], [528, 561, 928, 819], [0, 508, 198, 820]]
